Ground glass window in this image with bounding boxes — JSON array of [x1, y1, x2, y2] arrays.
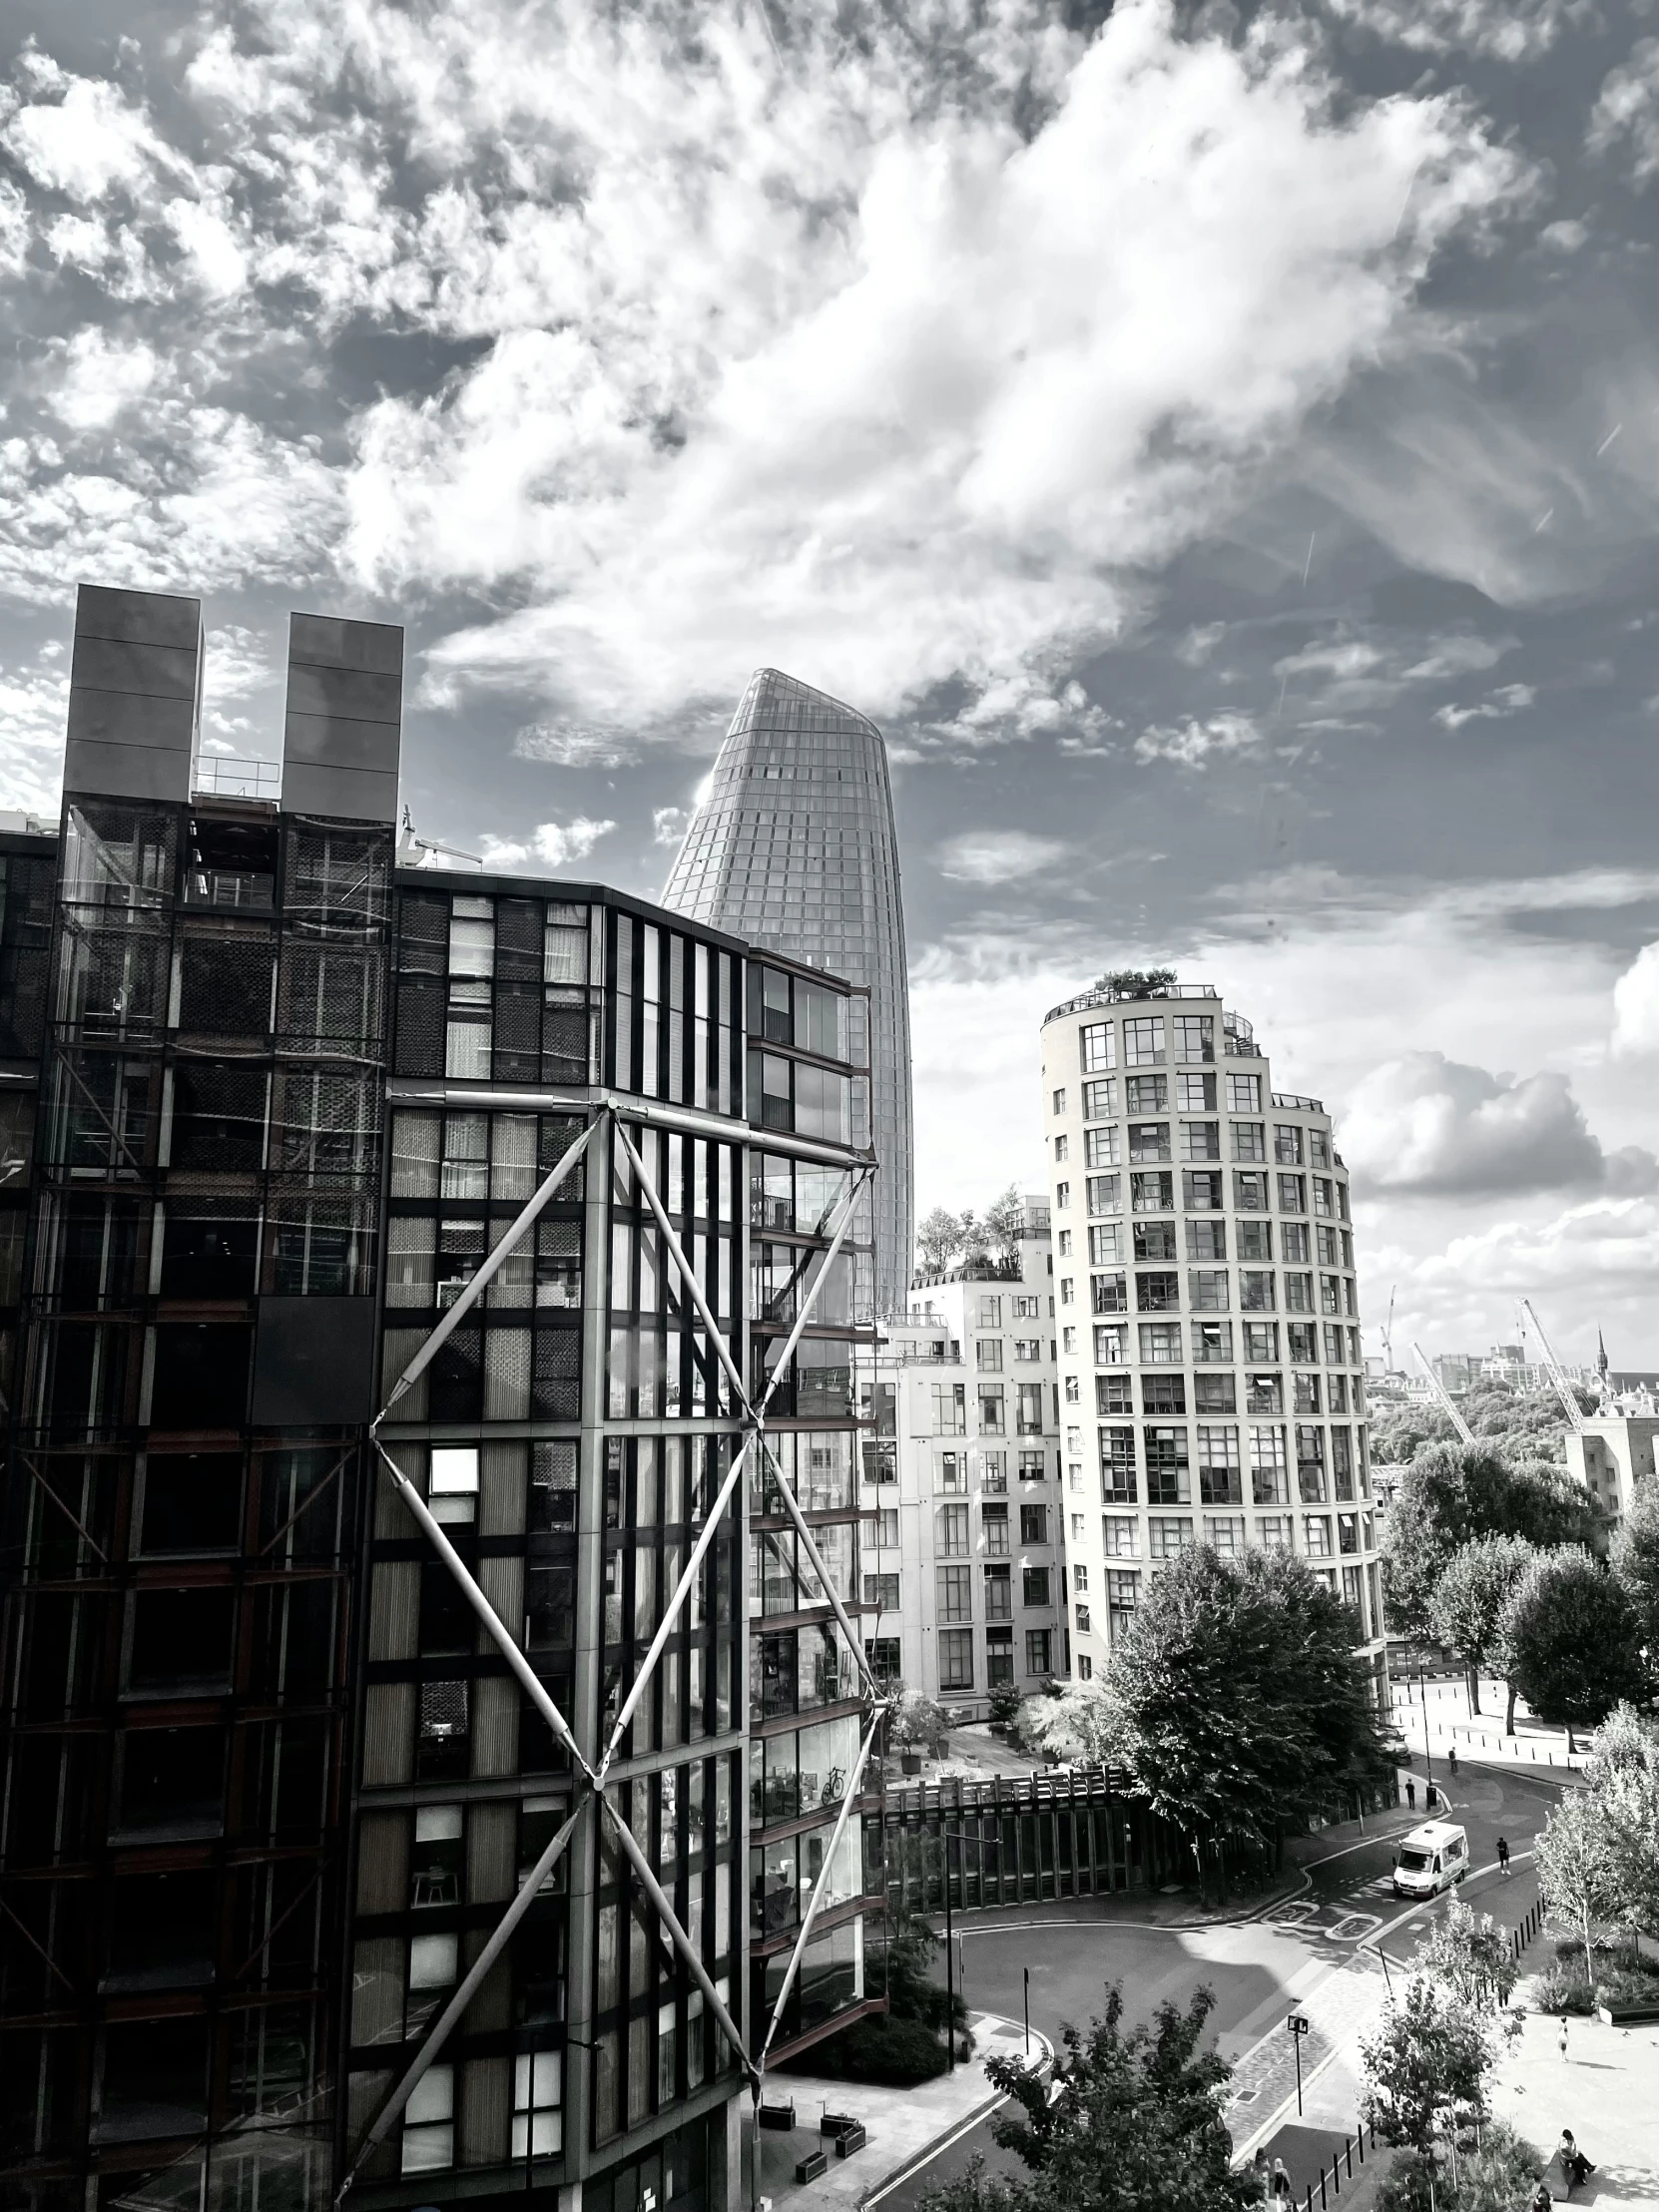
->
[[1256, 1514, 1292, 1552], [1085, 1126, 1120, 1168], [1102, 1515, 1139, 1557], [1082, 1078, 1117, 1118], [1123, 1017, 1164, 1065], [1130, 1171, 1174, 1213], [1095, 1372, 1132, 1414], [1247, 1368, 1283, 1410], [1282, 1222, 1310, 1263], [983, 1502, 1010, 1553], [1250, 1425, 1289, 1504], [1142, 1374, 1186, 1414], [1231, 1122, 1266, 1163], [1080, 1022, 1115, 1072], [1019, 1503, 1048, 1545], [1021, 1566, 1050, 1607], [1138, 1322, 1182, 1364], [1086, 1173, 1121, 1216], [1024, 1629, 1052, 1676], [1192, 1323, 1233, 1367], [936, 1566, 972, 1623], [1053, 1133, 1068, 1163], [937, 1503, 969, 1556], [1144, 1426, 1190, 1503], [1173, 1014, 1214, 1062], [1237, 1220, 1272, 1262], [938, 1628, 974, 1690], [1134, 1221, 1177, 1261], [1234, 1171, 1270, 1212], [1052, 1088, 1067, 1114], [976, 1339, 1002, 1371], [863, 1573, 900, 1611], [1194, 1371, 1236, 1411], [984, 1564, 1013, 1619], [1177, 1071, 1216, 1111], [1094, 1322, 1128, 1366], [1189, 1269, 1228, 1311], [978, 1385, 1005, 1433], [1147, 1516, 1193, 1559], [1136, 1270, 1179, 1312], [1303, 1514, 1333, 1557], [1125, 1075, 1166, 1113], [1128, 1121, 1170, 1163], [1181, 1120, 1221, 1162], [1099, 1426, 1137, 1502], [1278, 1174, 1307, 1215], [1239, 1271, 1276, 1312], [1182, 1170, 1224, 1212], [1226, 1074, 1261, 1112]]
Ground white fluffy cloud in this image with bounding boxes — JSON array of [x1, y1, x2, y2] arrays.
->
[[1611, 940, 1659, 1058], [1587, 40, 1659, 186], [1340, 1049, 1656, 1197], [935, 830, 1066, 884], [1432, 682, 1535, 730], [1134, 712, 1262, 766]]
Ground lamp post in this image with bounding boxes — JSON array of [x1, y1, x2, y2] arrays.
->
[[1418, 1662, 1436, 1806], [1287, 2012, 1310, 2116], [1023, 1966, 1030, 2055]]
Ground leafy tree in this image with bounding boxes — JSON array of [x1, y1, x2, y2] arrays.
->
[[1428, 1534, 1534, 1722], [981, 1983, 1252, 2212], [1359, 1975, 1495, 2158], [1023, 1677, 1116, 1766], [1413, 1899, 1519, 2013], [1096, 968, 1179, 1001], [1535, 1784, 1619, 1983], [916, 1207, 962, 1275], [1611, 1476, 1659, 1664], [1370, 1407, 1459, 1467], [1501, 1548, 1647, 1750], [1583, 1703, 1659, 1958], [982, 1185, 1025, 1267], [1098, 1547, 1392, 1898], [1382, 1445, 1602, 1640], [891, 1688, 951, 1758]]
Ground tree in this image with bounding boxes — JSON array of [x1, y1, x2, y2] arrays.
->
[[1099, 1548, 1393, 1899], [1360, 1975, 1495, 2158], [1535, 1785, 1619, 1983], [891, 1688, 951, 1758], [1501, 1548, 1647, 1750], [1582, 1703, 1659, 1958], [982, 1186, 1025, 1268], [1096, 968, 1178, 1001], [1022, 1676, 1116, 1766], [1383, 1445, 1602, 1641], [1413, 1899, 1519, 2013], [1611, 1476, 1659, 1665], [1428, 1534, 1534, 1722], [916, 1207, 962, 1275], [981, 1983, 1252, 2212]]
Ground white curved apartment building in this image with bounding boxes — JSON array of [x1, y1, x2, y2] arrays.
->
[[1040, 982, 1387, 1704]]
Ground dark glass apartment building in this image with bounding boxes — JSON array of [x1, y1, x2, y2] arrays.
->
[[0, 589, 880, 2212], [660, 670, 912, 1320]]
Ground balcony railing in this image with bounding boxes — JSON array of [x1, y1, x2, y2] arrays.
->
[[194, 755, 281, 801]]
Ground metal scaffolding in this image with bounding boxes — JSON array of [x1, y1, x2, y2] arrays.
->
[[339, 1102, 883, 2201]]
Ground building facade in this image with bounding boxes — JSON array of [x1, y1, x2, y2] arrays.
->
[[0, 588, 880, 2212], [858, 1202, 1065, 1716], [1039, 984, 1386, 1698], [659, 669, 913, 1322], [1566, 1416, 1656, 1527]]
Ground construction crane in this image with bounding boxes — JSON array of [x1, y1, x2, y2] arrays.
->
[[1518, 1298, 1586, 1434], [1382, 1285, 1396, 1372], [1412, 1341, 1475, 1445]]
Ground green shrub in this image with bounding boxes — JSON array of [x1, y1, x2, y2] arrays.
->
[[1377, 2123, 1541, 2212], [1532, 1960, 1659, 2015], [797, 2014, 949, 2087]]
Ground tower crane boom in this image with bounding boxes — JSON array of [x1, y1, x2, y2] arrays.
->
[[1518, 1298, 1586, 1434], [1412, 1342, 1476, 1445]]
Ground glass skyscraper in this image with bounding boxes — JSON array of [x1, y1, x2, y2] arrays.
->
[[661, 670, 913, 1317]]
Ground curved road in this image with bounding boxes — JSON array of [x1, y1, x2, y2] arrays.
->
[[870, 1758, 1565, 2212]]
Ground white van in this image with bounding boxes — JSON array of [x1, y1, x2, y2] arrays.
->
[[1392, 1821, 1469, 1899]]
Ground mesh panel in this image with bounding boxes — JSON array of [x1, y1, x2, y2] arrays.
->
[[537, 1118, 585, 1197], [61, 922, 170, 1042], [542, 1006, 586, 1086], [284, 825, 390, 927], [394, 976, 444, 1076], [495, 898, 542, 979], [276, 944, 385, 1053], [493, 983, 540, 1080], [179, 933, 275, 1037], [531, 1328, 581, 1419], [171, 1062, 268, 1173], [271, 1067, 382, 1180], [397, 895, 448, 974], [484, 1330, 531, 1419]]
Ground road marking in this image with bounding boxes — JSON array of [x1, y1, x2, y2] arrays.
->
[[1328, 1914, 1380, 1941], [859, 2094, 1009, 2210], [1363, 1852, 1536, 1956]]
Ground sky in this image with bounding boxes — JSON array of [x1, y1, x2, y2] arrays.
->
[[0, 0, 1656, 1366]]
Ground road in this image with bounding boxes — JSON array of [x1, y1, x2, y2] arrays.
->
[[871, 1756, 1565, 2212]]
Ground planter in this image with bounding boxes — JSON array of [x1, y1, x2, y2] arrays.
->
[[900, 1753, 922, 1775], [1598, 2002, 1659, 2024], [833, 2125, 867, 2157], [759, 2100, 796, 2132], [795, 2151, 828, 2184], [821, 2113, 858, 2137]]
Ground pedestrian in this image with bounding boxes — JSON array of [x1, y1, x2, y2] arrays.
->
[[1426, 1782, 1438, 1811], [1272, 2156, 1293, 2202], [1558, 2130, 1595, 2192], [1448, 1746, 1458, 1777], [1405, 1778, 1416, 1810], [1531, 2184, 1553, 2212], [1250, 2149, 1270, 2201], [1558, 2015, 1569, 2065], [1497, 1836, 1511, 1878]]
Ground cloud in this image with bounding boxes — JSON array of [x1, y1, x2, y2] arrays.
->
[[1, 73, 171, 202], [513, 721, 638, 769], [1611, 940, 1659, 1058], [1384, 1195, 1659, 1353], [1340, 1049, 1656, 1197], [479, 817, 614, 870], [48, 327, 159, 431], [652, 806, 689, 846], [323, 0, 1527, 725], [1587, 41, 1659, 186], [1432, 681, 1536, 729], [1321, 0, 1592, 64], [935, 830, 1066, 883], [1134, 712, 1262, 766]]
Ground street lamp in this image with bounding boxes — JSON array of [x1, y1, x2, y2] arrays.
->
[[938, 1824, 995, 2073], [1418, 1660, 1437, 1807], [1286, 2011, 1311, 2116]]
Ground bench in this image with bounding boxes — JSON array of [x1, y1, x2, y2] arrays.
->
[[795, 2150, 829, 2184], [759, 2101, 796, 2132]]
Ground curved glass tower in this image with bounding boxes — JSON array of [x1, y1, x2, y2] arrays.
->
[[662, 669, 913, 1315]]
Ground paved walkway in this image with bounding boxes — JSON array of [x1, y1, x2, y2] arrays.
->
[[1227, 1952, 1389, 2165], [1390, 1677, 1585, 1776], [755, 2012, 1048, 2212], [1490, 2008, 1659, 2209]]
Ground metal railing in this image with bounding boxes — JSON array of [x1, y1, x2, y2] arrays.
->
[[1272, 1091, 1327, 1113], [1044, 982, 1220, 1021], [194, 755, 281, 800]]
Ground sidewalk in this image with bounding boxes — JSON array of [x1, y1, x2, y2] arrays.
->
[[1228, 1953, 1389, 2165], [1488, 2008, 1659, 2209], [755, 2011, 1049, 2212], [1390, 1678, 1584, 1775]]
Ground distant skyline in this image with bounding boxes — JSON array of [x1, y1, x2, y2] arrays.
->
[[0, 0, 1655, 1361]]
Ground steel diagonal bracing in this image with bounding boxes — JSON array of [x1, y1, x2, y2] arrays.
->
[[337, 1805, 585, 2202], [355, 1096, 882, 2174], [372, 1440, 594, 1778], [381, 1113, 599, 1412], [599, 1791, 756, 2085], [757, 1708, 884, 2069]]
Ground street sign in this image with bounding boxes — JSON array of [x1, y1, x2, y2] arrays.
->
[[1287, 2012, 1310, 2035]]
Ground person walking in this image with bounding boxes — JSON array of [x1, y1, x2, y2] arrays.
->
[[1448, 1745, 1458, 1778], [1405, 1778, 1416, 1810], [1497, 1836, 1511, 1878], [1558, 2015, 1570, 2065], [1271, 2156, 1293, 2202]]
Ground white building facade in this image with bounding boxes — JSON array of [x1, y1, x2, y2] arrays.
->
[[1040, 984, 1387, 1702], [857, 1204, 1066, 1714]]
